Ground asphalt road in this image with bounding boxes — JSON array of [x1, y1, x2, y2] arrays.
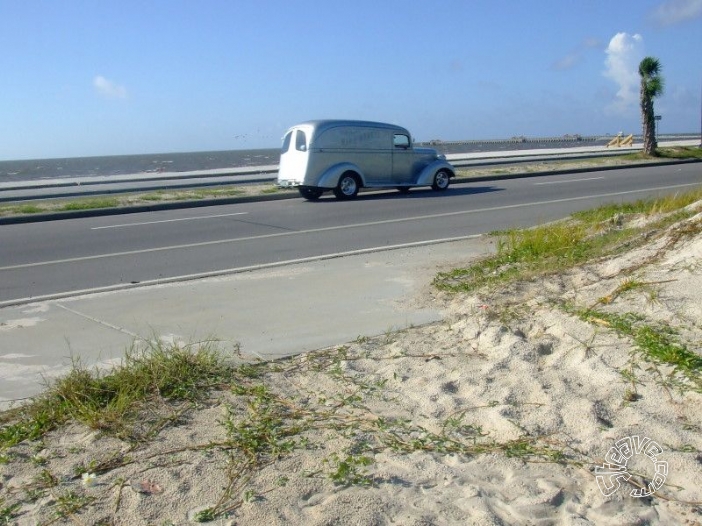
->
[[1, 163, 701, 306]]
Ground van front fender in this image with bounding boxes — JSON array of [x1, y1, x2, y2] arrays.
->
[[415, 160, 455, 186], [316, 163, 366, 189]]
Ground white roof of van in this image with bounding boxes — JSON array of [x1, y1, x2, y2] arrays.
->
[[289, 120, 409, 134]]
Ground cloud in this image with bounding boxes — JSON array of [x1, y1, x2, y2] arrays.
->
[[93, 75, 127, 99], [602, 32, 644, 114], [650, 0, 702, 26], [582, 37, 603, 49], [551, 53, 581, 71], [551, 37, 603, 71]]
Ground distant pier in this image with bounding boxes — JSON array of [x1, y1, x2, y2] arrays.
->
[[419, 133, 696, 147], [422, 135, 604, 146]]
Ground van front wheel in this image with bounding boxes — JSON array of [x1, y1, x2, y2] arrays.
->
[[334, 173, 360, 199], [431, 170, 451, 191]]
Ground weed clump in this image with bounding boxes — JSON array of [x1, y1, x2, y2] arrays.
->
[[0, 341, 234, 447]]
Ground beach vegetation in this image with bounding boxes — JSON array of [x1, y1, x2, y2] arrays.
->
[[34, 468, 59, 489], [0, 340, 234, 448], [325, 453, 374, 486], [0, 499, 21, 525], [54, 490, 95, 519], [434, 188, 702, 293], [572, 308, 702, 394], [0, 338, 580, 523], [593, 278, 662, 306], [194, 508, 218, 522]]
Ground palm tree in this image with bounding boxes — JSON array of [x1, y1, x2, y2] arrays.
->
[[639, 57, 664, 156]]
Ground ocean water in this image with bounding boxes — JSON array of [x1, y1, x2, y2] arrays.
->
[[0, 149, 281, 183], [0, 134, 694, 184]]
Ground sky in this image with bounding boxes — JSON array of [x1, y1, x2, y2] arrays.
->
[[1, 0, 701, 160]]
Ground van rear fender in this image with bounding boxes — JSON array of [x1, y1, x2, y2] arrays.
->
[[415, 160, 455, 186], [316, 163, 366, 189]]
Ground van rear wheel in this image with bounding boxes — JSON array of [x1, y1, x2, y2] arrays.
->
[[333, 173, 360, 199], [299, 187, 323, 200]]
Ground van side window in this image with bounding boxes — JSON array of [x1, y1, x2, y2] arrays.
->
[[281, 131, 292, 153], [393, 134, 410, 149], [295, 131, 307, 151]]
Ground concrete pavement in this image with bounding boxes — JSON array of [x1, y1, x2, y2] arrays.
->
[[0, 236, 494, 407]]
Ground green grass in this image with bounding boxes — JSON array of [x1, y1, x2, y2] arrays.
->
[[621, 146, 702, 161], [0, 498, 21, 525], [0, 341, 233, 447], [434, 189, 702, 293], [571, 308, 702, 393], [201, 187, 247, 197], [0, 185, 264, 217], [137, 192, 166, 201], [455, 146, 701, 180], [126, 188, 246, 202], [573, 189, 702, 224], [12, 205, 43, 214], [61, 198, 119, 211], [434, 219, 625, 293], [0, 204, 47, 216], [657, 146, 702, 160]]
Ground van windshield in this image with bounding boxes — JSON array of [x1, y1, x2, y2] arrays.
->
[[281, 131, 293, 153]]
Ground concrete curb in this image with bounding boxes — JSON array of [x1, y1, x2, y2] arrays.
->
[[1, 158, 699, 225]]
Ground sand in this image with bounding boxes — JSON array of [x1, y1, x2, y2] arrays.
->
[[1, 205, 701, 525]]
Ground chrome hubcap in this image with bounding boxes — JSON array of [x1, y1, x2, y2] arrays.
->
[[341, 177, 357, 195]]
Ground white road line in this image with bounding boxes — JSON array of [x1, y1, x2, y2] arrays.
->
[[2, 181, 699, 272], [90, 211, 249, 230], [534, 177, 605, 185]]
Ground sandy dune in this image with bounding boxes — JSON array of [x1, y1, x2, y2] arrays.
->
[[1, 204, 701, 525]]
